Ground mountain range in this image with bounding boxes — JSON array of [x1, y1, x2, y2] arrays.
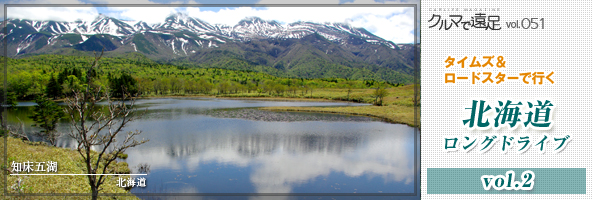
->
[[1, 13, 417, 83]]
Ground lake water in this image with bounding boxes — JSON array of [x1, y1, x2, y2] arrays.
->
[[8, 98, 419, 199]]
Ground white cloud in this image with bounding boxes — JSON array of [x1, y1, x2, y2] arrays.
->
[[121, 122, 414, 194], [2, 0, 87, 20], [106, 7, 180, 24], [7, 7, 99, 22], [0, 0, 162, 22]]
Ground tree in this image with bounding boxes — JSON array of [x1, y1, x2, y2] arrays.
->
[[10, 72, 33, 99], [29, 95, 65, 146], [274, 84, 286, 96], [229, 81, 238, 94], [289, 85, 298, 96], [0, 90, 18, 132], [373, 87, 389, 106], [301, 85, 308, 96], [184, 79, 197, 94], [137, 77, 153, 95], [64, 50, 148, 200], [62, 75, 83, 97], [345, 81, 354, 101], [170, 77, 181, 94], [197, 79, 213, 94], [45, 74, 62, 99], [109, 72, 138, 98], [260, 80, 274, 95], [217, 82, 230, 94], [2, 91, 17, 107], [307, 83, 317, 98], [247, 82, 256, 93], [256, 84, 265, 95]]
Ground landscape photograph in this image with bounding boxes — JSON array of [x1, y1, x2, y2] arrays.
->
[[1, 5, 419, 199]]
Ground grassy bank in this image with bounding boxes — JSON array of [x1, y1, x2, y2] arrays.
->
[[260, 104, 415, 127], [256, 85, 419, 127], [1, 136, 138, 199]]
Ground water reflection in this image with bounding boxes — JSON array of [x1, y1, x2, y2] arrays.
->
[[8, 98, 415, 195]]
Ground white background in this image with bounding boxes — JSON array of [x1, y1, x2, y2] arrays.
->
[[421, 0, 592, 199]]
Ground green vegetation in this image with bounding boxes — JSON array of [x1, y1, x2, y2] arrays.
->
[[2, 53, 417, 128], [372, 87, 389, 106], [2, 54, 403, 101], [259, 85, 418, 127], [109, 72, 138, 98], [117, 153, 129, 159], [60, 34, 84, 44], [1, 91, 18, 107], [132, 33, 158, 54], [170, 39, 415, 84], [29, 95, 65, 146]]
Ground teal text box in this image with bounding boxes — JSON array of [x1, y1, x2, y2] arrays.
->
[[427, 168, 586, 194]]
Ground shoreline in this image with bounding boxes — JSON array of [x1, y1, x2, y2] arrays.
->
[[260, 107, 413, 127], [136, 94, 351, 103], [134, 95, 417, 127], [18, 94, 418, 127], [260, 105, 416, 127]]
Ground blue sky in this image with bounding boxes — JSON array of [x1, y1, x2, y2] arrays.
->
[[1, 0, 420, 43]]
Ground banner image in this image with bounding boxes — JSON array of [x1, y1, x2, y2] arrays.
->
[[422, 0, 591, 199]]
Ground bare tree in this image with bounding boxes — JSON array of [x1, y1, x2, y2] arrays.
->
[[4, 118, 30, 141], [64, 50, 148, 200]]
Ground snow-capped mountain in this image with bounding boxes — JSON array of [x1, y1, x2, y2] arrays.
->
[[154, 13, 217, 33], [1, 13, 415, 83], [23, 14, 136, 37], [2, 13, 399, 56]]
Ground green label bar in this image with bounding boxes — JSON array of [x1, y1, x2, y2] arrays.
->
[[427, 168, 586, 194]]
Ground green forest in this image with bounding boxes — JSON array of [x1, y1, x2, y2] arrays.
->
[[2, 53, 404, 101]]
